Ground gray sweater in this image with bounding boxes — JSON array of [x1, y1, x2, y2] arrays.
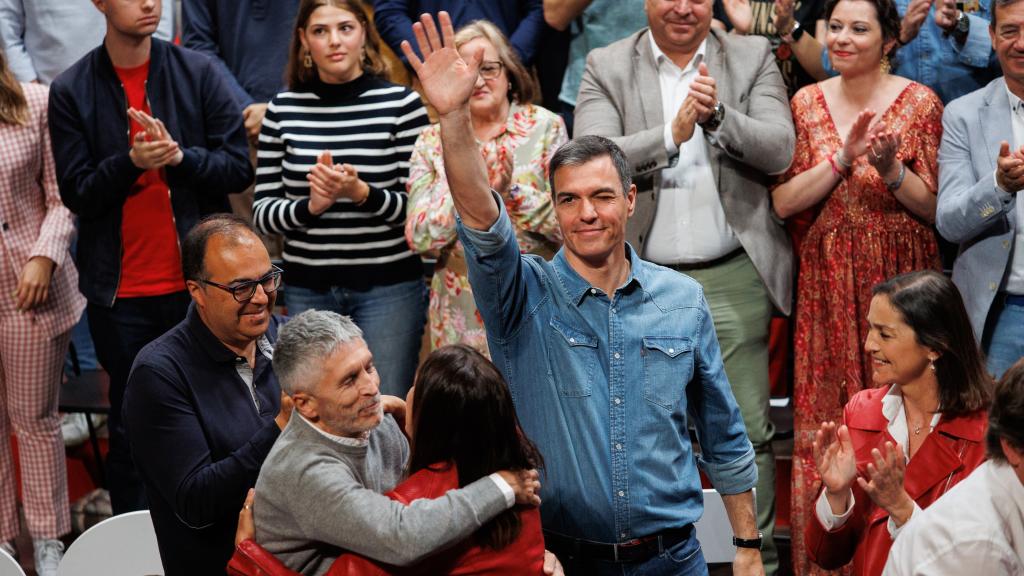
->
[[254, 414, 509, 576]]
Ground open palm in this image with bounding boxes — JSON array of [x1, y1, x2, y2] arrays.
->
[[401, 12, 481, 117], [813, 422, 858, 494]]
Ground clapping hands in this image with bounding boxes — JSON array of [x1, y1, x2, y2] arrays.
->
[[996, 141, 1024, 193], [307, 150, 370, 215], [127, 107, 183, 170]]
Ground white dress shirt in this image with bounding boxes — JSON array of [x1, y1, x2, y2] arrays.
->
[[883, 460, 1024, 575], [815, 385, 941, 538], [642, 35, 741, 265], [999, 85, 1024, 295]]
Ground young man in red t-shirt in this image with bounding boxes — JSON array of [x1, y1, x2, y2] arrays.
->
[[48, 0, 252, 517]]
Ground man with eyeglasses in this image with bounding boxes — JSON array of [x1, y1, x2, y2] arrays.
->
[[123, 214, 292, 575]]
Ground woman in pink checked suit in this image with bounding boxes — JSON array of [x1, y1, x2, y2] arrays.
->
[[0, 48, 85, 576]]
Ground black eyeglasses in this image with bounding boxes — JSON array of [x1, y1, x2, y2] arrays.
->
[[479, 60, 504, 80], [201, 266, 283, 302]]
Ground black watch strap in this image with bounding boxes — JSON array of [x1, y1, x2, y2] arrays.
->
[[733, 532, 763, 549]]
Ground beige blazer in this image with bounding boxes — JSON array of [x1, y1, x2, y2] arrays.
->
[[575, 27, 794, 314]]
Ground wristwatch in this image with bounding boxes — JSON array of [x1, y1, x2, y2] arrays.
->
[[701, 101, 726, 132], [733, 532, 763, 549], [781, 20, 804, 44], [953, 10, 970, 43]]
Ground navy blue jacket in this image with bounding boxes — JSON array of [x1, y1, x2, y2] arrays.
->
[[124, 303, 283, 575], [48, 38, 253, 306]]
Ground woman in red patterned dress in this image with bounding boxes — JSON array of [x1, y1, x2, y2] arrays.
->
[[770, 0, 943, 571]]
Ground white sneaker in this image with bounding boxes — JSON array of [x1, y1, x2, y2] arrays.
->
[[0, 539, 16, 560], [33, 539, 63, 576]]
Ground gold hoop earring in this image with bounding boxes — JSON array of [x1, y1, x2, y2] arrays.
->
[[303, 51, 313, 69], [880, 56, 891, 75]]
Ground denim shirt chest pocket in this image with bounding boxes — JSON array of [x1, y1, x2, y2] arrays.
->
[[547, 317, 599, 397], [642, 336, 693, 410]]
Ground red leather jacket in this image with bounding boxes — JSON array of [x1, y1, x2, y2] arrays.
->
[[228, 464, 544, 576], [805, 387, 988, 576]]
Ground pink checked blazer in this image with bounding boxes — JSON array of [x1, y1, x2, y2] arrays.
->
[[0, 82, 84, 338]]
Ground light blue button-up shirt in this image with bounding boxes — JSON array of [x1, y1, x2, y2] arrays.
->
[[821, 0, 998, 104], [457, 194, 756, 543]]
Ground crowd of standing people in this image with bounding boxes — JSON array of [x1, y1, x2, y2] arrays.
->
[[0, 0, 1021, 575]]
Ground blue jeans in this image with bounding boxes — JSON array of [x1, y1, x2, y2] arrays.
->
[[285, 280, 428, 397], [552, 529, 708, 576], [985, 298, 1024, 379]]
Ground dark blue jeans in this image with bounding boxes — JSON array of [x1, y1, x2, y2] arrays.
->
[[285, 279, 428, 397], [88, 291, 190, 514], [550, 529, 708, 576]]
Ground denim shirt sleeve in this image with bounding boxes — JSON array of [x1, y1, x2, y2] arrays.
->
[[456, 191, 530, 339], [687, 292, 758, 495], [952, 13, 994, 68]]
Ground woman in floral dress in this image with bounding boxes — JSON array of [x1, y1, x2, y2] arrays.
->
[[405, 20, 567, 356], [770, 0, 943, 571]]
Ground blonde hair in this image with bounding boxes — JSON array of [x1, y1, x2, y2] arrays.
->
[[0, 49, 28, 126], [286, 0, 389, 89], [453, 20, 536, 104]]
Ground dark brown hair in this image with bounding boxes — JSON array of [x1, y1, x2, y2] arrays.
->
[[824, 0, 903, 57], [987, 358, 1024, 461], [408, 345, 542, 550], [453, 20, 537, 104], [286, 0, 388, 89], [872, 270, 992, 417], [0, 48, 28, 126]]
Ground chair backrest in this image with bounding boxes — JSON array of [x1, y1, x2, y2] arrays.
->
[[694, 488, 745, 563], [57, 510, 163, 576], [0, 546, 26, 576]]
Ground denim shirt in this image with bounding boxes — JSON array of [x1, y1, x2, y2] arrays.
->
[[457, 194, 756, 543], [821, 0, 998, 104]]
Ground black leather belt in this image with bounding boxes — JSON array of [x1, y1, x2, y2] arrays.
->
[[543, 525, 693, 563], [667, 247, 744, 272]]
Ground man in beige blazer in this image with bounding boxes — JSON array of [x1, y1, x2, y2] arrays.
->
[[575, 2, 794, 572]]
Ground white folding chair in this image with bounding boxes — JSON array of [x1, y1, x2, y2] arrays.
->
[[0, 545, 26, 576], [695, 488, 758, 563], [57, 510, 163, 576]]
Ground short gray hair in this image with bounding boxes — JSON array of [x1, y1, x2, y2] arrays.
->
[[273, 310, 363, 395], [548, 135, 633, 198]]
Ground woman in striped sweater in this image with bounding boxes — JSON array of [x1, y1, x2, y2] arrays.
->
[[253, 0, 430, 397]]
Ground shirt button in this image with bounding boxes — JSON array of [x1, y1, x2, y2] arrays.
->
[[621, 532, 627, 539], [618, 490, 625, 497], [614, 397, 621, 405], [614, 352, 621, 359], [668, 348, 675, 354], [590, 288, 597, 295], [611, 308, 617, 314], [569, 337, 576, 344], [615, 443, 622, 450]]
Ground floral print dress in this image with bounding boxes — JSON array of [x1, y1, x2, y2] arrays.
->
[[405, 103, 567, 356]]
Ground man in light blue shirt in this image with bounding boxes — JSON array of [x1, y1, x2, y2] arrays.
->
[[401, 12, 763, 576], [0, 0, 173, 85]]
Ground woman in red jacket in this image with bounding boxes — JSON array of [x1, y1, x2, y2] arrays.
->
[[805, 270, 992, 575], [230, 344, 546, 575]]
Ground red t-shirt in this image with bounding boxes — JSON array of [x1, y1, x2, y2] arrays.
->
[[114, 61, 185, 298]]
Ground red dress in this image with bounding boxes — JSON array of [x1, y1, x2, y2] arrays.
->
[[804, 387, 987, 576], [778, 82, 944, 575]]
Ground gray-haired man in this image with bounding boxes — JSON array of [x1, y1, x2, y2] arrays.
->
[[254, 310, 541, 576]]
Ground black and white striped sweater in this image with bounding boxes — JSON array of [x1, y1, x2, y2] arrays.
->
[[253, 74, 429, 290]]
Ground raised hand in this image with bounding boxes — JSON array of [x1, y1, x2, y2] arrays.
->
[[400, 12, 482, 117], [900, 0, 934, 44], [841, 109, 877, 162], [689, 62, 718, 124], [813, 422, 858, 512], [721, 0, 753, 34], [773, 0, 796, 35], [996, 141, 1024, 193], [866, 121, 903, 180], [857, 441, 915, 526]]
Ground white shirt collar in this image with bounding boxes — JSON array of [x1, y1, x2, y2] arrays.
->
[[648, 31, 706, 75], [1006, 83, 1024, 115], [881, 384, 942, 459], [298, 413, 369, 448]]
